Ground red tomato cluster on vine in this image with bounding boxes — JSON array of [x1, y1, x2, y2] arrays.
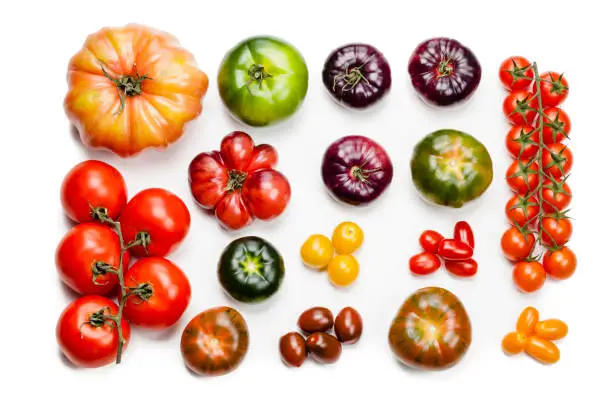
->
[[56, 160, 192, 368], [499, 57, 576, 293]]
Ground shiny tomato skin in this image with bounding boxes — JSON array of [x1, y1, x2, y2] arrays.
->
[[540, 72, 569, 108], [453, 221, 475, 249], [57, 295, 131, 368], [501, 227, 535, 262], [542, 107, 571, 144], [503, 90, 537, 126], [243, 169, 291, 220], [56, 223, 129, 295], [542, 181, 571, 212], [541, 217, 573, 247], [122, 258, 191, 329], [120, 188, 191, 257], [542, 143, 573, 180], [513, 261, 546, 293], [516, 307, 539, 336], [499, 57, 534, 91], [505, 125, 538, 160], [525, 336, 560, 364], [502, 332, 527, 355], [419, 230, 444, 253], [409, 252, 441, 275], [61, 160, 127, 223], [445, 259, 478, 277], [543, 247, 576, 280], [506, 160, 539, 195], [438, 239, 473, 260], [505, 194, 538, 228]]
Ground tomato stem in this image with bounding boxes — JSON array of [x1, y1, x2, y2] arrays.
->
[[99, 62, 151, 115], [246, 64, 272, 95], [333, 64, 371, 93], [225, 170, 248, 192]]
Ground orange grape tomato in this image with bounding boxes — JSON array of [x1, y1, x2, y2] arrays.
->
[[502, 332, 527, 355], [516, 307, 539, 336], [300, 234, 334, 269], [525, 336, 560, 364], [535, 319, 568, 341], [331, 221, 364, 254]]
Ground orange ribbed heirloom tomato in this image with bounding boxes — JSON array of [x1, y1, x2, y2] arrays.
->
[[64, 24, 209, 157]]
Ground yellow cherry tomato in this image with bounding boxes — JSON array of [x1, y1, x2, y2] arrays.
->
[[516, 306, 539, 336], [502, 332, 527, 355], [535, 319, 568, 340], [301, 234, 334, 269], [332, 222, 364, 254], [327, 254, 360, 287], [525, 336, 560, 364]]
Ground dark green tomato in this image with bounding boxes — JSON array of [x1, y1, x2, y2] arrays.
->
[[217, 236, 285, 303], [411, 129, 493, 208], [217, 36, 309, 127]]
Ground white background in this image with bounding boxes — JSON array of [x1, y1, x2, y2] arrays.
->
[[0, 0, 609, 406]]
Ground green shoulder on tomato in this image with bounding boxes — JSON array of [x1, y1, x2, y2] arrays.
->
[[218, 36, 309, 127], [217, 236, 285, 303], [411, 129, 493, 208]]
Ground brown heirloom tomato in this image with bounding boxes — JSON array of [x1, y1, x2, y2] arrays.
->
[[189, 131, 291, 230], [181, 307, 249, 376], [64, 24, 208, 157], [389, 287, 472, 370]]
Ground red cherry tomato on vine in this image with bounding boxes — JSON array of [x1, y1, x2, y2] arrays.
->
[[506, 160, 539, 195], [56, 223, 129, 295], [56, 295, 131, 368], [543, 247, 576, 280], [437, 239, 473, 260], [453, 221, 475, 249], [540, 72, 569, 108], [503, 90, 537, 126], [409, 252, 441, 275], [445, 259, 478, 277], [122, 257, 191, 329], [505, 125, 539, 160], [542, 180, 571, 212], [419, 230, 444, 254], [542, 143, 573, 180], [505, 194, 538, 228], [541, 217, 572, 247], [501, 227, 535, 262], [499, 56, 534, 91], [513, 261, 546, 293], [120, 188, 191, 257], [61, 160, 127, 223], [542, 107, 571, 144]]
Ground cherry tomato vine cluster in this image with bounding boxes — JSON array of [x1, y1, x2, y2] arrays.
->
[[499, 57, 576, 293], [56, 160, 192, 367]]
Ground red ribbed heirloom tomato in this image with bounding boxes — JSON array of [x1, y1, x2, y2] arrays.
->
[[188, 131, 291, 230], [57, 295, 131, 368], [122, 257, 191, 329]]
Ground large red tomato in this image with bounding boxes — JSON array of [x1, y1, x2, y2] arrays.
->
[[188, 131, 291, 230], [120, 188, 190, 257], [56, 295, 131, 368], [64, 24, 209, 157], [181, 307, 249, 376], [61, 160, 127, 223], [56, 223, 129, 295], [122, 258, 191, 329]]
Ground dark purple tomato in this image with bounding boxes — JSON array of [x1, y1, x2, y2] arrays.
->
[[305, 332, 342, 364], [408, 37, 481, 106], [279, 332, 308, 367], [321, 135, 393, 206], [298, 307, 334, 334], [322, 43, 391, 109]]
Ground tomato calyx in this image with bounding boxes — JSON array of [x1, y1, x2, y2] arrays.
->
[[507, 161, 538, 189], [91, 261, 117, 285], [350, 166, 376, 183], [437, 58, 454, 78], [543, 111, 569, 143], [246, 64, 273, 95], [542, 73, 568, 97], [511, 94, 537, 124], [90, 205, 111, 222], [127, 282, 154, 302], [512, 128, 538, 158], [508, 195, 539, 221], [100, 62, 151, 115], [505, 60, 533, 86], [225, 170, 248, 192], [543, 178, 571, 209], [543, 145, 570, 177], [333, 61, 371, 93]]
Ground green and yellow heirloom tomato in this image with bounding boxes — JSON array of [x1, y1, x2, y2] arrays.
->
[[217, 36, 309, 127], [217, 236, 285, 303], [410, 129, 493, 208]]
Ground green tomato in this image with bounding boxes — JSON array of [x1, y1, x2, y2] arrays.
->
[[217, 36, 309, 127], [411, 129, 493, 208], [217, 236, 285, 303]]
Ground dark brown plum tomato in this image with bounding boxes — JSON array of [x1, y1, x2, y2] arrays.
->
[[298, 307, 334, 334], [305, 332, 342, 364], [279, 332, 307, 368], [334, 307, 363, 344]]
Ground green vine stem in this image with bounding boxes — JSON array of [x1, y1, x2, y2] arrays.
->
[[87, 206, 149, 364], [507, 61, 572, 259]]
